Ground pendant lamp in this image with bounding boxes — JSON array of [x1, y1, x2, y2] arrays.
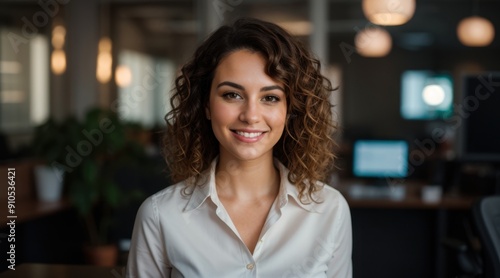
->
[[457, 16, 495, 47], [355, 27, 392, 57], [362, 0, 416, 26]]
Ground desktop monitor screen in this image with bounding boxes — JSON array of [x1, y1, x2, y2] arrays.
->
[[353, 140, 409, 179], [460, 73, 500, 162], [400, 70, 453, 120]]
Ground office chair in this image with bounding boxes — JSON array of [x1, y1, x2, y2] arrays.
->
[[442, 195, 500, 278], [472, 195, 500, 278], [442, 224, 482, 277]]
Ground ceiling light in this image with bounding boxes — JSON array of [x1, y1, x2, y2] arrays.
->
[[51, 49, 66, 75], [362, 0, 416, 26], [457, 16, 495, 47], [422, 84, 446, 106], [355, 27, 392, 57], [97, 37, 113, 83], [52, 25, 66, 49], [115, 65, 132, 88]]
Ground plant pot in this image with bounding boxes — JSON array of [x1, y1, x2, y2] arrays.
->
[[34, 165, 64, 202], [84, 244, 118, 266]]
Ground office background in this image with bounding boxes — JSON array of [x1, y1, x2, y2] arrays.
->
[[1, 0, 499, 277]]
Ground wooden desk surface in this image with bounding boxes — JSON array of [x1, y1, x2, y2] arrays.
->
[[1, 160, 72, 227], [335, 180, 479, 210], [0, 198, 71, 228], [343, 193, 478, 210], [0, 264, 124, 278]]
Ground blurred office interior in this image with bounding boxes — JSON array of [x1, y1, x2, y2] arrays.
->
[[0, 0, 499, 277]]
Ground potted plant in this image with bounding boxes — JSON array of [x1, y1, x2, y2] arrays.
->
[[31, 117, 81, 202], [65, 108, 146, 266]]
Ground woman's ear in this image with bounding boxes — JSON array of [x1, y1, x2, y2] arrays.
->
[[205, 106, 211, 120]]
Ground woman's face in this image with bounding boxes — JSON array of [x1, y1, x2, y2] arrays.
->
[[207, 49, 287, 163]]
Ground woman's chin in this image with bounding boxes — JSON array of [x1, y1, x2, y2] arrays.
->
[[222, 149, 273, 163]]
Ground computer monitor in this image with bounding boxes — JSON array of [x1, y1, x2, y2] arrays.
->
[[400, 70, 453, 120], [460, 73, 500, 162], [352, 140, 409, 179]]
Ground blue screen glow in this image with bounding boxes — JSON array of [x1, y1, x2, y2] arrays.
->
[[353, 140, 409, 178]]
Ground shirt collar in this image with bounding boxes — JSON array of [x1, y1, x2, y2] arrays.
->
[[184, 158, 319, 213]]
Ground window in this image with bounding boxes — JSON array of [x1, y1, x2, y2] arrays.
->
[[116, 50, 175, 127], [0, 28, 49, 132]]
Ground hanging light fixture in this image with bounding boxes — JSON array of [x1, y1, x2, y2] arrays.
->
[[362, 0, 416, 26], [115, 65, 132, 88], [457, 16, 495, 47], [51, 25, 66, 49], [51, 24, 66, 75], [51, 49, 66, 75], [96, 37, 113, 83], [355, 27, 392, 57]]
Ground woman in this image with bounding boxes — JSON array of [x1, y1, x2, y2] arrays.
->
[[126, 18, 352, 278]]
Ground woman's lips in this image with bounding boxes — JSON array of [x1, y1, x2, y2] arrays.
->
[[231, 130, 266, 142]]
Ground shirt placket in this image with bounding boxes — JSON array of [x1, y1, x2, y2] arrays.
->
[[214, 205, 258, 277], [209, 170, 287, 277], [251, 198, 284, 277]]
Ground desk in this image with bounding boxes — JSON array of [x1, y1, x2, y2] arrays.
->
[[336, 181, 478, 210], [336, 180, 479, 278], [0, 264, 124, 278], [1, 160, 71, 228], [0, 198, 71, 228]]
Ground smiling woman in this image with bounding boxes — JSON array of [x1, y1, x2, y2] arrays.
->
[[208, 50, 287, 165], [126, 18, 352, 278]]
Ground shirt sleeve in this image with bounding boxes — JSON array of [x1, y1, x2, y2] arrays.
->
[[126, 196, 172, 278], [326, 195, 353, 278]]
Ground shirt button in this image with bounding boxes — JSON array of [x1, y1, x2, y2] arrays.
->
[[246, 263, 255, 270]]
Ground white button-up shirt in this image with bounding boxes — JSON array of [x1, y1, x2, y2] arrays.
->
[[126, 159, 352, 278]]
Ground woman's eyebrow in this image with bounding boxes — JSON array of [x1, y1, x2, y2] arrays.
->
[[216, 81, 284, 92], [217, 81, 244, 90], [261, 85, 285, 92]]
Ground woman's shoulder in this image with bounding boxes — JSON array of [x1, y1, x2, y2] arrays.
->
[[319, 182, 345, 199], [310, 181, 350, 213], [137, 181, 191, 216]]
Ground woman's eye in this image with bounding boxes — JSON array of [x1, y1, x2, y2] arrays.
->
[[222, 92, 241, 99], [263, 95, 280, 102]]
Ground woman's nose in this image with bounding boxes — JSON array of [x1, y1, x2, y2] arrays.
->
[[239, 101, 261, 124]]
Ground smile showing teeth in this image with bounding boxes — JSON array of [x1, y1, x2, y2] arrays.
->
[[235, 131, 263, 138]]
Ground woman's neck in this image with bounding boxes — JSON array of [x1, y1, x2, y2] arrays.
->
[[215, 154, 280, 202]]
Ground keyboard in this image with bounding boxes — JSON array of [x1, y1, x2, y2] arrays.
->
[[348, 184, 406, 200]]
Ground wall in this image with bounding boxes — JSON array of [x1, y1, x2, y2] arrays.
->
[[329, 36, 500, 144]]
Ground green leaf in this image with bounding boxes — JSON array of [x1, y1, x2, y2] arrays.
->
[[69, 180, 96, 215], [123, 189, 146, 204], [102, 182, 121, 208], [83, 160, 98, 185]]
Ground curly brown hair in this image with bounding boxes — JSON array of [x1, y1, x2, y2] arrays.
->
[[164, 17, 337, 202]]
